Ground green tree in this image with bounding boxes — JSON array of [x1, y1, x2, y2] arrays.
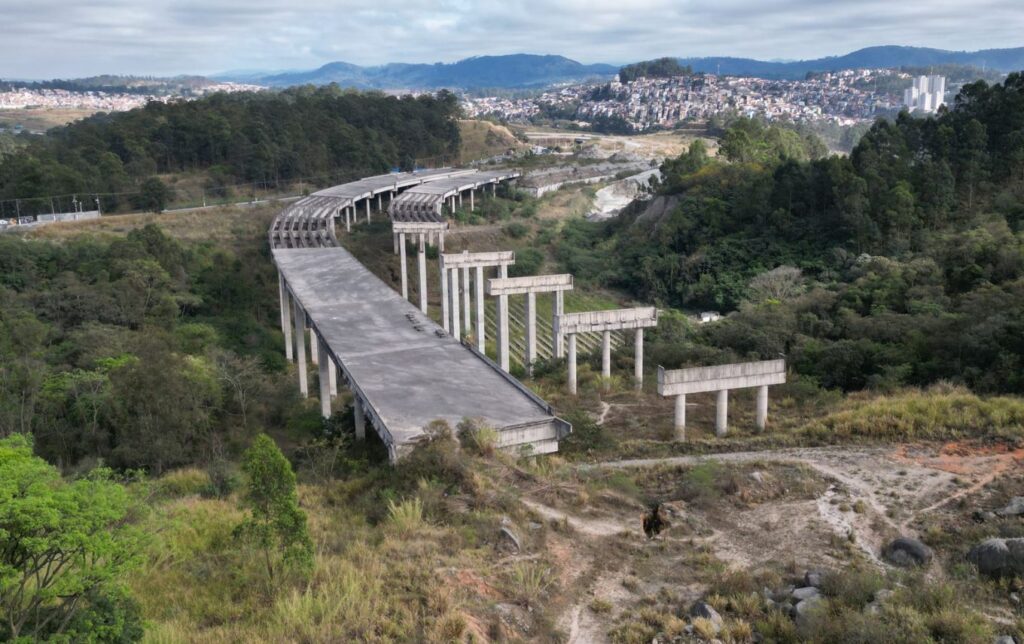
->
[[234, 434, 313, 584], [0, 434, 142, 641], [135, 177, 171, 213]]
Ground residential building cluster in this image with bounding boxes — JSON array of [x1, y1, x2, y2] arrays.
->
[[0, 82, 263, 112], [463, 69, 905, 131], [903, 75, 946, 113]]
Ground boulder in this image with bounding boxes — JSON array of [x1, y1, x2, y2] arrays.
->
[[804, 571, 823, 588], [794, 596, 824, 624], [995, 497, 1024, 517], [689, 601, 724, 633], [883, 537, 933, 567], [967, 538, 1024, 578], [993, 637, 1016, 644], [791, 586, 821, 601], [497, 527, 521, 554]]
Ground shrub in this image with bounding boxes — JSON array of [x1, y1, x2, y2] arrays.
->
[[504, 222, 529, 239], [456, 417, 499, 456], [505, 562, 553, 608], [155, 467, 211, 498], [387, 497, 425, 538]]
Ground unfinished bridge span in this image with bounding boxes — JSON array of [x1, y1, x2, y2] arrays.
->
[[270, 168, 569, 462]]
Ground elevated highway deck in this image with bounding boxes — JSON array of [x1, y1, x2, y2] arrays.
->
[[275, 246, 568, 460]]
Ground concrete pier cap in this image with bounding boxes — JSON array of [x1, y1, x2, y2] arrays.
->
[[657, 359, 786, 438]]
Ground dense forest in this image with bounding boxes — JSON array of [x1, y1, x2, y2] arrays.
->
[[0, 222, 309, 472], [0, 87, 461, 215], [557, 73, 1024, 394]]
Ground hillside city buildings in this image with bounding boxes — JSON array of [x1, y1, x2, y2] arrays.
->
[[463, 69, 905, 131], [902, 75, 946, 113], [0, 82, 263, 117]]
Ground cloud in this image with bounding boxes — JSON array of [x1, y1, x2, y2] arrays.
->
[[1, 0, 1022, 78]]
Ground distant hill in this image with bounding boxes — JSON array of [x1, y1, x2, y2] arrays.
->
[[224, 54, 618, 89], [678, 46, 1024, 79]]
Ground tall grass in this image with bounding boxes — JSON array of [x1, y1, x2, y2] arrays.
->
[[803, 386, 1024, 441], [386, 497, 425, 538]]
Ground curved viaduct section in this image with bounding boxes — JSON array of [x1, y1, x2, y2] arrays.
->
[[270, 168, 570, 462]]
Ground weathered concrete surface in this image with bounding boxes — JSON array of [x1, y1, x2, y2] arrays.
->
[[274, 246, 569, 459], [557, 307, 657, 334], [658, 359, 786, 396], [487, 274, 574, 296]]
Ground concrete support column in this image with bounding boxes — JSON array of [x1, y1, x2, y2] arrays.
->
[[329, 359, 337, 397], [458, 192, 463, 208], [417, 234, 427, 314], [310, 332, 319, 365], [439, 232, 445, 252], [492, 183, 497, 196], [317, 339, 331, 418], [470, 189, 475, 211], [567, 333, 578, 395], [451, 268, 461, 341], [634, 328, 644, 390], [280, 280, 293, 362], [462, 266, 471, 338], [345, 207, 351, 233], [525, 291, 537, 374], [293, 300, 308, 398], [377, 194, 382, 211], [440, 256, 450, 333], [601, 330, 611, 384], [354, 396, 365, 440], [497, 293, 510, 371], [399, 232, 408, 300], [674, 394, 686, 441], [365, 199, 371, 223], [756, 385, 769, 431], [393, 233, 399, 255], [475, 265, 485, 352], [716, 389, 729, 437], [554, 290, 565, 358]]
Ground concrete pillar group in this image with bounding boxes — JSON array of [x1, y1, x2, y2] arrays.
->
[[716, 389, 729, 437]]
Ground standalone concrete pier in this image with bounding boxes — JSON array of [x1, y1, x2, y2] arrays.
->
[[674, 394, 686, 441], [657, 360, 786, 439], [487, 274, 573, 374], [556, 307, 658, 394], [440, 251, 514, 351], [393, 221, 448, 316]]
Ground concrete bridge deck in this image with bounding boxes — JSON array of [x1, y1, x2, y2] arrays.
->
[[275, 245, 569, 460]]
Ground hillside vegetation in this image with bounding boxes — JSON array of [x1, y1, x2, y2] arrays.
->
[[556, 73, 1024, 395], [0, 87, 461, 215]]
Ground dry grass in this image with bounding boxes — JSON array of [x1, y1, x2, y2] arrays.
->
[[458, 119, 527, 163], [804, 385, 1024, 442]]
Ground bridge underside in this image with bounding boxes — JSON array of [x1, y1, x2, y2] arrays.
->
[[275, 246, 569, 461]]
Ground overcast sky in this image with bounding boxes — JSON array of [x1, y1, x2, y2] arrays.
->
[[3, 0, 1023, 79]]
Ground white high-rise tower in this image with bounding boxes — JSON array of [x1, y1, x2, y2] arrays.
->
[[903, 75, 946, 113]]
